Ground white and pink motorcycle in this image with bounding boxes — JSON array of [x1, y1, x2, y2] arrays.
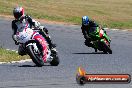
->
[[14, 27, 59, 67]]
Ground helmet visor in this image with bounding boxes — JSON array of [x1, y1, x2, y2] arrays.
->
[[83, 21, 89, 26]]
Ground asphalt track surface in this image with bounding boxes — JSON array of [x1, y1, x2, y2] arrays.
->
[[0, 17, 132, 88]]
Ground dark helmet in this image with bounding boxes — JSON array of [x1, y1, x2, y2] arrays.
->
[[82, 16, 89, 26], [13, 6, 24, 20]]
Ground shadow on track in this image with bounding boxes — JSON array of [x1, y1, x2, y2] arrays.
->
[[18, 65, 36, 67], [18, 64, 52, 67], [72, 52, 105, 54]]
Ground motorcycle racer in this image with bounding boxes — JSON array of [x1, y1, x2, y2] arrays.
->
[[12, 6, 56, 56], [81, 16, 111, 51]]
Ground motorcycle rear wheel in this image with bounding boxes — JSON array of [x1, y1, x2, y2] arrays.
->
[[50, 54, 59, 66], [102, 42, 112, 54]]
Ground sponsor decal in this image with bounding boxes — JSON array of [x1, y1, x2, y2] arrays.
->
[[76, 67, 131, 85]]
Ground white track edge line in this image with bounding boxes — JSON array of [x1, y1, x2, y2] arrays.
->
[[0, 49, 31, 64]]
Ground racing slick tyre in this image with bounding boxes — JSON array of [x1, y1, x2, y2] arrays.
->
[[50, 54, 59, 66], [27, 45, 44, 67], [102, 42, 112, 54], [107, 47, 112, 54]]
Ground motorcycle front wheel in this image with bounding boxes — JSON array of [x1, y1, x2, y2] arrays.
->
[[27, 45, 44, 67]]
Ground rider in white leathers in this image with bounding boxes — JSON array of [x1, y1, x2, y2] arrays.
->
[[12, 6, 56, 57]]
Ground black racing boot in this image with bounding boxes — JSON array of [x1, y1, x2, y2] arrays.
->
[[84, 40, 97, 52], [46, 36, 56, 49], [39, 28, 56, 49], [48, 41, 57, 54], [44, 35, 57, 54], [39, 28, 57, 54], [84, 40, 93, 47]]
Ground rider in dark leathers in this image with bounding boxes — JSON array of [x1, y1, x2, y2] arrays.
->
[[12, 6, 56, 56], [81, 16, 109, 51], [81, 16, 99, 48]]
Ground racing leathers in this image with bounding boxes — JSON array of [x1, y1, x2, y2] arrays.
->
[[12, 15, 55, 56], [81, 20, 99, 48], [81, 20, 110, 50]]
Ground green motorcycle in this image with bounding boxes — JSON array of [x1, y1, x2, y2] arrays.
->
[[88, 27, 112, 54]]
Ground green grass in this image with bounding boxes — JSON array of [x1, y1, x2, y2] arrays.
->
[[0, 0, 132, 28], [0, 48, 29, 62], [0, 0, 131, 62]]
